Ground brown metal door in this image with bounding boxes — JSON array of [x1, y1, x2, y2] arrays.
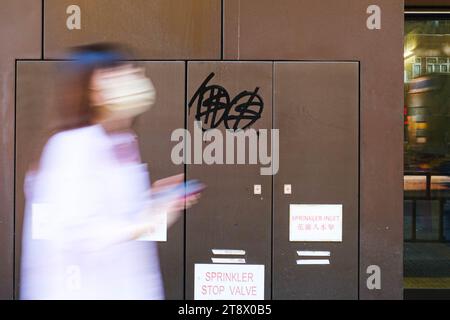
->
[[15, 61, 185, 299], [186, 62, 273, 299], [273, 62, 359, 299]]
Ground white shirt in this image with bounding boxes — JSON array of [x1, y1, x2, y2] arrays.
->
[[20, 125, 164, 300]]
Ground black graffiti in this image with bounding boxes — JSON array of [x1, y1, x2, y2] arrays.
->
[[188, 72, 264, 131]]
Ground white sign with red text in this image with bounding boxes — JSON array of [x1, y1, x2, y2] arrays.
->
[[194, 264, 264, 300], [289, 204, 342, 242]]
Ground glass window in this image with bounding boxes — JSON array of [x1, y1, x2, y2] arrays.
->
[[404, 17, 450, 290], [413, 64, 421, 77]]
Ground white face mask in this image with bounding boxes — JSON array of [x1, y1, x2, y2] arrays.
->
[[90, 65, 156, 119]]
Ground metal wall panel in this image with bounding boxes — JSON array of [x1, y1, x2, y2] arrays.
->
[[44, 0, 221, 59], [4, 0, 406, 300], [186, 62, 273, 299], [0, 0, 41, 299], [224, 0, 404, 299], [133, 62, 185, 299], [15, 61, 185, 299], [273, 62, 359, 299], [15, 61, 64, 298], [405, 0, 450, 6]]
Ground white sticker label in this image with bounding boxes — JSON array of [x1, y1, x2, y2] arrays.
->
[[297, 251, 330, 257], [194, 264, 264, 300], [137, 212, 167, 242], [212, 249, 246, 255], [211, 258, 246, 264], [289, 204, 342, 242], [284, 184, 292, 194], [296, 259, 330, 265]]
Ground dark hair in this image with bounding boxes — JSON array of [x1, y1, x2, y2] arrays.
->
[[69, 42, 129, 71]]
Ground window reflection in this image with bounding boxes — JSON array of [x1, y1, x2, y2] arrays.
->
[[404, 18, 450, 289]]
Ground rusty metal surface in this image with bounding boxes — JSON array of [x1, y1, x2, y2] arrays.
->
[[4, 0, 407, 300], [0, 0, 41, 299], [224, 0, 404, 299], [134, 62, 185, 299], [273, 62, 359, 299], [185, 62, 273, 299], [44, 0, 221, 59], [15, 61, 185, 299]]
